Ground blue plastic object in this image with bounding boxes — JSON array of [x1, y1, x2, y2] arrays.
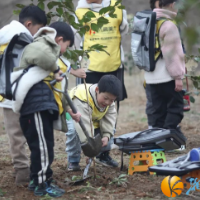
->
[[190, 148, 200, 162]]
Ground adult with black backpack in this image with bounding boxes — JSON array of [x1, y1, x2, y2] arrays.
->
[[144, 0, 185, 131], [0, 5, 47, 185]]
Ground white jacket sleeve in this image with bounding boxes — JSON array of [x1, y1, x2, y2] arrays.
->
[[120, 9, 129, 37]]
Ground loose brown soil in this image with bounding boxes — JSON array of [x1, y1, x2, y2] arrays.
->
[[1, 72, 200, 200]]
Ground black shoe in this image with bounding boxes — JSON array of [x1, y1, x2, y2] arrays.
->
[[96, 151, 118, 167], [28, 180, 36, 191], [34, 182, 47, 197], [67, 163, 81, 171]]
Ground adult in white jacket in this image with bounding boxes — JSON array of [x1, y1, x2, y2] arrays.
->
[[66, 0, 129, 170], [0, 5, 47, 185]]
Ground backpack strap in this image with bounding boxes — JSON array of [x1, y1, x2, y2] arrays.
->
[[12, 65, 35, 101], [155, 18, 177, 62], [155, 18, 168, 62]]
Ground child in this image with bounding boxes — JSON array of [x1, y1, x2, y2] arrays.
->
[[145, 0, 162, 129], [66, 75, 121, 170], [67, 0, 129, 168], [11, 21, 81, 197], [0, 5, 47, 185], [144, 0, 185, 130], [150, 0, 162, 10]]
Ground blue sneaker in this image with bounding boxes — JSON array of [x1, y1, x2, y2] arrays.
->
[[33, 180, 65, 197], [29, 178, 65, 193]]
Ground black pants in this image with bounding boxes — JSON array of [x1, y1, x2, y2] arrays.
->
[[20, 111, 54, 185], [149, 81, 184, 129], [145, 84, 156, 126], [81, 67, 127, 101]]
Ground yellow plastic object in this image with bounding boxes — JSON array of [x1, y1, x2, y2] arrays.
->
[[128, 150, 166, 175], [0, 95, 4, 102]]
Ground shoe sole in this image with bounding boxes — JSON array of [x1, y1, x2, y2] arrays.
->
[[95, 159, 118, 168]]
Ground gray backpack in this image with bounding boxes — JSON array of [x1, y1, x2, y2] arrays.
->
[[131, 10, 157, 72], [0, 33, 33, 100]]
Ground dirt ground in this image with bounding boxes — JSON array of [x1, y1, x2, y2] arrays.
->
[[0, 72, 200, 200], [1, 1, 200, 200]]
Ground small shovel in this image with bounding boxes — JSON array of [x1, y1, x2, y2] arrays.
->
[[50, 74, 102, 158], [73, 158, 93, 185]]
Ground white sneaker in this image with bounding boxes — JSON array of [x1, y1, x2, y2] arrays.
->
[[177, 145, 186, 151]]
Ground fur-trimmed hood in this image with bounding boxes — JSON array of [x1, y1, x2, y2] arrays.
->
[[0, 20, 32, 45]]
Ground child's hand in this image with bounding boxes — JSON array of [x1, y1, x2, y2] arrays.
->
[[71, 68, 86, 78], [102, 137, 109, 147], [175, 79, 183, 92], [68, 109, 81, 122], [54, 69, 63, 82]]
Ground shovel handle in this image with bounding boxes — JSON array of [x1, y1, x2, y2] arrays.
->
[[50, 73, 66, 86], [63, 91, 91, 140]]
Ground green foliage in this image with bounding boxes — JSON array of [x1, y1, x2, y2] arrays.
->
[[109, 174, 128, 187], [176, 0, 200, 51], [172, 0, 200, 100], [71, 175, 82, 181], [39, 194, 53, 200], [0, 189, 5, 197], [13, 0, 124, 64]]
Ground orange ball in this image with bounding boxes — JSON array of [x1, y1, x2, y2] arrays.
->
[[161, 176, 184, 197]]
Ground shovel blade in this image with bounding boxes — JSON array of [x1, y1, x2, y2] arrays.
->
[[81, 134, 102, 158]]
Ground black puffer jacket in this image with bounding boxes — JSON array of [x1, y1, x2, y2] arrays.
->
[[20, 81, 58, 119]]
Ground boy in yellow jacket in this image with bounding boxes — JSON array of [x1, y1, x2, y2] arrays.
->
[[66, 75, 121, 170]]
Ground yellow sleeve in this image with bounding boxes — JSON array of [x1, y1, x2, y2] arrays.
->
[[58, 58, 68, 72], [0, 95, 4, 102]]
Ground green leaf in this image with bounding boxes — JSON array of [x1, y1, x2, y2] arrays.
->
[[47, 1, 61, 10], [193, 80, 199, 88], [118, 5, 125, 9], [109, 13, 117, 18], [115, 0, 122, 6], [194, 57, 200, 62], [63, 1, 75, 13], [71, 22, 81, 30], [71, 64, 79, 70], [91, 23, 99, 32], [56, 7, 63, 16], [69, 15, 75, 24], [109, 10, 117, 18], [85, 11, 96, 18], [118, 174, 127, 179], [84, 25, 90, 32], [194, 90, 200, 96], [97, 187, 102, 191], [97, 17, 109, 25], [71, 175, 82, 181], [13, 10, 21, 15], [16, 4, 25, 9], [190, 96, 195, 103], [37, 2, 45, 10], [99, 6, 113, 15]]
